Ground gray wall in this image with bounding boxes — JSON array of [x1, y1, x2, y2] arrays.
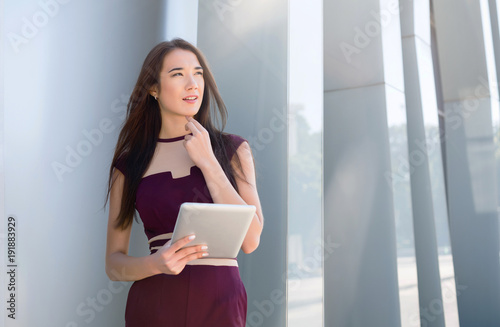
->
[[323, 0, 402, 325], [2, 1, 168, 326]]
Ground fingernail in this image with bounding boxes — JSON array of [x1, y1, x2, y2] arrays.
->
[[202, 252, 209, 257], [189, 235, 196, 240], [201, 245, 208, 250]]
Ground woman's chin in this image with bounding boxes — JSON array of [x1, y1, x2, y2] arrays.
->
[[185, 107, 201, 116]]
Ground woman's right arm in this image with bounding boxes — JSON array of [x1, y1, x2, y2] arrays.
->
[[105, 169, 209, 282]]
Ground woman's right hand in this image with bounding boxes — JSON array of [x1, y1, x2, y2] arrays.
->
[[152, 235, 208, 275]]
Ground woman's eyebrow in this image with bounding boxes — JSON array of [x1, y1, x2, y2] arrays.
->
[[167, 66, 203, 73]]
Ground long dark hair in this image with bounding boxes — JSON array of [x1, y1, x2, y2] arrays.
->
[[105, 38, 247, 230]]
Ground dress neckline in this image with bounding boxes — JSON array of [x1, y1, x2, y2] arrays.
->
[[157, 133, 193, 143]]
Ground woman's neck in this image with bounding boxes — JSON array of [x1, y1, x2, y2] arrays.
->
[[158, 113, 192, 139]]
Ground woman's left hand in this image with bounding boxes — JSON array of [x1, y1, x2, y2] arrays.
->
[[183, 115, 218, 170]]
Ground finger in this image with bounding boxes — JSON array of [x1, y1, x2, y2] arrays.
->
[[185, 115, 200, 131], [168, 234, 196, 253], [176, 249, 209, 266], [162, 239, 172, 248], [168, 254, 201, 275], [182, 135, 192, 148], [185, 121, 200, 135], [173, 243, 207, 257], [186, 116, 204, 130], [170, 246, 207, 264]]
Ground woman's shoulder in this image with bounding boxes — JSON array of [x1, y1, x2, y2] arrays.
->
[[222, 132, 249, 160], [113, 152, 128, 176], [224, 132, 248, 145]]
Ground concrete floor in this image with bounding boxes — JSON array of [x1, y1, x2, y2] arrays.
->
[[286, 255, 460, 326]]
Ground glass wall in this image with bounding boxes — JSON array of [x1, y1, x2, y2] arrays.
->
[[433, 0, 500, 324], [426, 9, 459, 325], [287, 0, 324, 326]]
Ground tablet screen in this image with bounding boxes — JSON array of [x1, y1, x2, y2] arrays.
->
[[171, 202, 256, 258]]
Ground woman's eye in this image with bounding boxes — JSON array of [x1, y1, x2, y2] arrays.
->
[[172, 71, 202, 77]]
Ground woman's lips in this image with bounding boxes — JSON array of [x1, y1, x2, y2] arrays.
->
[[183, 95, 198, 104]]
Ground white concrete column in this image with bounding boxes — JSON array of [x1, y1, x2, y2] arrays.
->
[[399, 0, 458, 326], [323, 0, 405, 325], [165, 0, 198, 44], [432, 0, 500, 325]]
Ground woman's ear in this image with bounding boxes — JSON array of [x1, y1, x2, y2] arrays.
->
[[149, 85, 158, 98]]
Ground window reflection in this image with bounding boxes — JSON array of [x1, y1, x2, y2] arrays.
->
[[287, 0, 323, 325]]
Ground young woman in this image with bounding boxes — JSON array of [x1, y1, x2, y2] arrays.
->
[[104, 38, 264, 326]]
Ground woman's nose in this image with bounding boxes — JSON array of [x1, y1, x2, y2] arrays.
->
[[186, 76, 198, 90]]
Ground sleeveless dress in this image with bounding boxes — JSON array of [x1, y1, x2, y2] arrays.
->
[[113, 133, 248, 327]]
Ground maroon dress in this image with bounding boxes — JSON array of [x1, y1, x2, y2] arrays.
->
[[114, 133, 248, 327]]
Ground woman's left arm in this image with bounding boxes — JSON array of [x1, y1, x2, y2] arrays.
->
[[183, 116, 264, 254]]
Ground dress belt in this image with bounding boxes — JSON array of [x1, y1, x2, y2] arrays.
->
[[148, 232, 238, 267]]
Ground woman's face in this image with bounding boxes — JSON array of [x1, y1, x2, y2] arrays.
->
[[155, 48, 205, 118]]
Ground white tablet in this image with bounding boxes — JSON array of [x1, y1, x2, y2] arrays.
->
[[171, 202, 256, 258]]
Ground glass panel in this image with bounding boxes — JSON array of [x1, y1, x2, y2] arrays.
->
[[416, 36, 460, 327], [385, 86, 421, 327], [287, 0, 324, 325], [494, 0, 500, 275]]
